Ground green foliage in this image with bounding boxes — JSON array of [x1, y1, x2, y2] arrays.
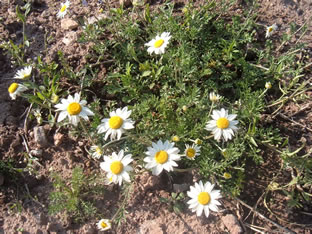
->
[[49, 167, 98, 223], [159, 192, 185, 214], [1, 0, 310, 214]]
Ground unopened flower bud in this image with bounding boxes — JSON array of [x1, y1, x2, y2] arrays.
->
[[265, 82, 272, 89], [171, 135, 180, 142]]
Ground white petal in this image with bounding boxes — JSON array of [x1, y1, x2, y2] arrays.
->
[[57, 111, 68, 122], [122, 171, 131, 183], [196, 205, 204, 216], [208, 203, 219, 212], [204, 205, 210, 217]]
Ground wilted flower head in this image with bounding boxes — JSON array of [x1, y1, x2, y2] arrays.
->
[[90, 145, 103, 159], [209, 92, 221, 103], [14, 66, 32, 80], [97, 219, 111, 231], [265, 23, 278, 38], [57, 0, 70, 19], [8, 82, 28, 100]]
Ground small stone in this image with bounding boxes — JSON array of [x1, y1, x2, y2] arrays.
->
[[82, 224, 95, 234], [62, 31, 77, 46], [173, 183, 189, 193], [53, 133, 64, 146], [137, 220, 164, 234], [30, 149, 43, 157], [61, 19, 79, 30], [34, 213, 48, 225], [221, 214, 243, 234], [34, 126, 49, 147]]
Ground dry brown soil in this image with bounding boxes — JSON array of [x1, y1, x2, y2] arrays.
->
[[0, 0, 312, 233]]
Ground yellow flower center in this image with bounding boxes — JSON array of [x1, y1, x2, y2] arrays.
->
[[110, 161, 123, 175], [109, 116, 123, 129], [60, 5, 67, 12], [154, 39, 164, 48], [268, 27, 273, 32], [186, 148, 196, 158], [197, 192, 211, 205], [216, 117, 229, 129], [155, 150, 168, 164], [67, 102, 82, 115], [100, 221, 108, 228], [8, 83, 19, 93]]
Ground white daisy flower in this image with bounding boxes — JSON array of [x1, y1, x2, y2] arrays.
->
[[209, 92, 221, 103], [54, 93, 94, 126], [57, 0, 70, 19], [144, 140, 180, 176], [90, 145, 103, 159], [184, 143, 201, 160], [100, 150, 133, 186], [187, 180, 222, 217], [97, 107, 134, 141], [265, 23, 278, 38], [97, 219, 111, 231], [145, 32, 171, 55], [8, 83, 28, 100], [14, 66, 32, 79], [205, 108, 238, 142]]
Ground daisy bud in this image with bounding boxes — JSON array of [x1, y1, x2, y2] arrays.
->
[[171, 135, 180, 142], [223, 172, 232, 179], [265, 82, 272, 89]]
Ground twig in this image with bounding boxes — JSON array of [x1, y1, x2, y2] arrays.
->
[[234, 197, 296, 234], [249, 63, 269, 71], [23, 103, 33, 133], [289, 103, 312, 117], [278, 112, 312, 133], [24, 184, 45, 208], [20, 134, 43, 168], [277, 15, 312, 52], [244, 223, 266, 234]]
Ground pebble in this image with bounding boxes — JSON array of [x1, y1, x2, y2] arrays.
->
[[221, 214, 243, 234], [173, 183, 189, 193], [53, 133, 64, 146], [62, 31, 77, 46], [61, 19, 79, 30], [30, 149, 43, 157], [34, 126, 49, 147], [34, 213, 48, 225]]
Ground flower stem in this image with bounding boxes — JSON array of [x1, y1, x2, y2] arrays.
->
[[80, 120, 95, 145]]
